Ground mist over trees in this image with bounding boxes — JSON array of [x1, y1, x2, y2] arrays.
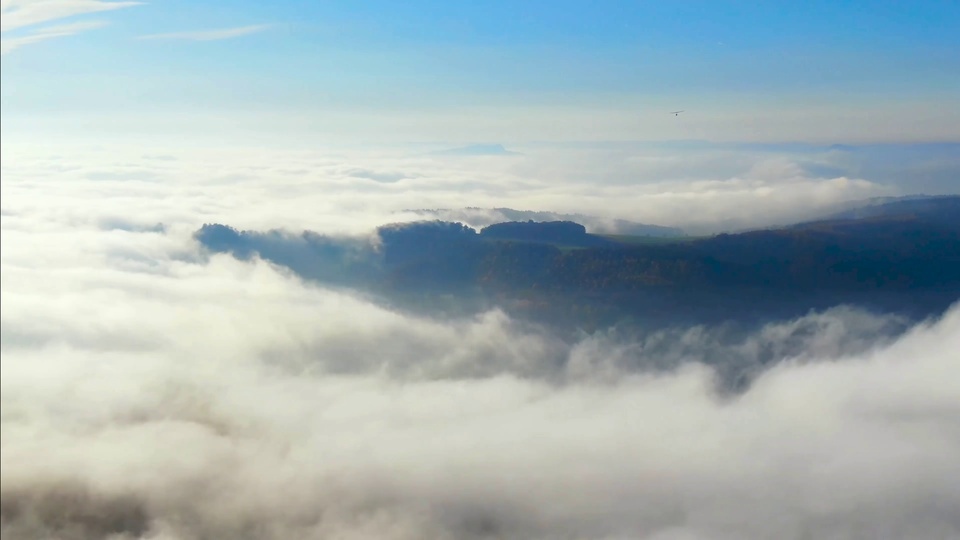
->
[[196, 196, 960, 334]]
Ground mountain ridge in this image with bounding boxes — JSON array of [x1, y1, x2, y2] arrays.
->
[[195, 195, 960, 331]]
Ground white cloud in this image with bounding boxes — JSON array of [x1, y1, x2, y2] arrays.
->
[[2, 140, 959, 539], [1, 226, 958, 539], [138, 24, 272, 41], [0, 0, 138, 32], [0, 142, 903, 236], [1, 0, 137, 54], [0, 19, 105, 54]]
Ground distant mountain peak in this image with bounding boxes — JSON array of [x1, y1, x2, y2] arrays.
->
[[431, 144, 521, 156], [827, 144, 858, 152]]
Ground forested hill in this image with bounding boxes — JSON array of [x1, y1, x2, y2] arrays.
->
[[814, 194, 960, 225], [405, 207, 686, 237], [195, 195, 960, 327]]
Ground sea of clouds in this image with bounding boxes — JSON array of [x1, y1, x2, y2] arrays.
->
[[2, 141, 959, 539], [0, 141, 913, 235]]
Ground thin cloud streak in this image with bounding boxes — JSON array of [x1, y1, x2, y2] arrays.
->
[[138, 24, 272, 41], [0, 0, 138, 32], [0, 20, 106, 54]]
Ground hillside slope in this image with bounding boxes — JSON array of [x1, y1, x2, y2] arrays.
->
[[196, 197, 960, 329]]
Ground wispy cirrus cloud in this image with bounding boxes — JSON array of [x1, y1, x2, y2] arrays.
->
[[0, 0, 137, 53], [0, 0, 138, 32], [138, 24, 272, 42], [1, 20, 106, 55]]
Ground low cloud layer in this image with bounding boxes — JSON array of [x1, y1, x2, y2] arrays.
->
[[2, 141, 940, 235], [2, 141, 959, 539]]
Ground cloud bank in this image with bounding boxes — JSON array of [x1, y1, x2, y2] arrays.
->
[[1, 141, 927, 236], [2, 224, 958, 539], [2, 140, 959, 539]]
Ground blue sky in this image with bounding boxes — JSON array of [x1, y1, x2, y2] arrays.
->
[[2, 0, 958, 143]]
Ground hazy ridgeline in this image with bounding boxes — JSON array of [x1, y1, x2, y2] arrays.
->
[[195, 195, 960, 335]]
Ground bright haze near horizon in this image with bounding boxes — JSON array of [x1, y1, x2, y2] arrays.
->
[[2, 1, 960, 539]]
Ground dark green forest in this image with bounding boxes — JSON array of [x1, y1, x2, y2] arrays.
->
[[196, 196, 960, 330]]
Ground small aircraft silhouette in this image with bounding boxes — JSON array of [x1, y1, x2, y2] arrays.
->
[[670, 110, 684, 116]]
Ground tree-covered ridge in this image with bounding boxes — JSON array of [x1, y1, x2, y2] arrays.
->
[[405, 207, 687, 237], [197, 196, 960, 294], [195, 195, 960, 328]]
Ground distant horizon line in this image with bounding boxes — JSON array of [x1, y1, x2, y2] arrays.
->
[[1, 131, 958, 151], [396, 139, 960, 147]]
